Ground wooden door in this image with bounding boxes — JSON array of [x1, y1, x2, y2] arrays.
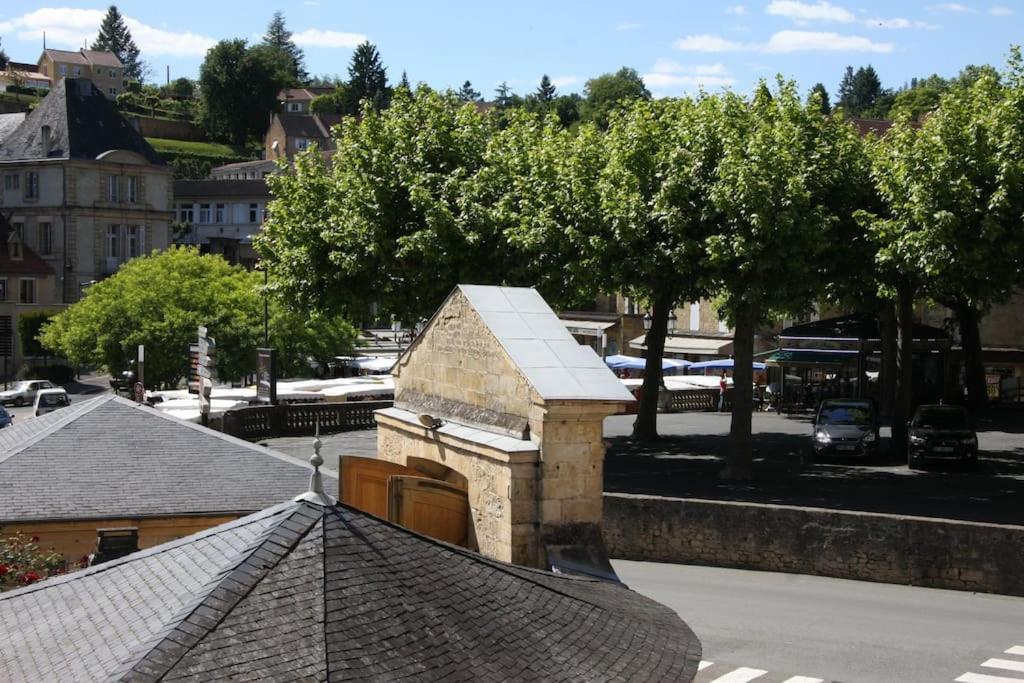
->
[[338, 456, 420, 520], [388, 476, 470, 547]]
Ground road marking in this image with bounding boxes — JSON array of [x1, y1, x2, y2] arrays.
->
[[983, 658, 1024, 673], [1005, 646, 1024, 656], [708, 667, 768, 683], [956, 673, 1024, 683], [781, 677, 824, 683]]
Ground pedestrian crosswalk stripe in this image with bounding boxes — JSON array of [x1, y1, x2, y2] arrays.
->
[[956, 673, 1024, 683], [1005, 646, 1024, 656], [984, 658, 1024, 673], [781, 677, 824, 683], [708, 667, 768, 683]]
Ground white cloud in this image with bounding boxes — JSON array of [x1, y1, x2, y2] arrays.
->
[[933, 3, 975, 11], [726, 5, 748, 15], [550, 75, 578, 88], [0, 8, 216, 57], [766, 1, 856, 22], [674, 30, 892, 53], [292, 29, 367, 48], [675, 34, 746, 51], [645, 60, 735, 94], [863, 17, 939, 29], [651, 59, 728, 75], [616, 22, 641, 30], [990, 5, 1013, 15]]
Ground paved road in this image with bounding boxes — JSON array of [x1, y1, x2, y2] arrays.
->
[[615, 560, 1024, 683], [2, 375, 111, 425]]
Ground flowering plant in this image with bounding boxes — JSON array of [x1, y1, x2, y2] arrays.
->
[[0, 532, 70, 592]]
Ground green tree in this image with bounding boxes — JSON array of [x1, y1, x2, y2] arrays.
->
[[198, 40, 291, 145], [40, 248, 355, 387], [262, 10, 307, 84], [579, 67, 651, 129], [0, 37, 9, 71], [347, 41, 389, 113], [536, 74, 556, 102], [310, 85, 349, 114], [17, 311, 56, 359], [808, 82, 831, 114], [269, 308, 358, 377], [255, 88, 500, 323], [91, 5, 144, 81], [707, 80, 866, 477], [837, 65, 892, 117], [552, 93, 582, 127], [163, 77, 195, 100], [397, 70, 411, 92], [457, 80, 481, 102]]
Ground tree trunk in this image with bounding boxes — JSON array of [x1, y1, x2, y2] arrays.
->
[[954, 302, 987, 410], [879, 302, 897, 420], [632, 293, 671, 442], [721, 301, 757, 480], [891, 282, 915, 460]]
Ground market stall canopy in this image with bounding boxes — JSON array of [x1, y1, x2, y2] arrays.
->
[[562, 319, 617, 338], [604, 354, 691, 372], [629, 333, 733, 356], [688, 358, 766, 371], [780, 314, 949, 344]]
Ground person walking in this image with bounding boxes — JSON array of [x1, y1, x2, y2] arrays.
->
[[718, 371, 728, 412]]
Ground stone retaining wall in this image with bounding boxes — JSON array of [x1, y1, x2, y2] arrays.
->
[[604, 493, 1024, 596]]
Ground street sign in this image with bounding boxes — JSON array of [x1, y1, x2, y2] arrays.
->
[[195, 365, 212, 379], [196, 326, 215, 425], [256, 348, 277, 404], [188, 343, 200, 394]]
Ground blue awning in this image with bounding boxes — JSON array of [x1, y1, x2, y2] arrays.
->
[[688, 359, 766, 371], [604, 354, 691, 372]]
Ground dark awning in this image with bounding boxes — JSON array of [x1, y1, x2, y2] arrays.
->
[[765, 349, 859, 367]]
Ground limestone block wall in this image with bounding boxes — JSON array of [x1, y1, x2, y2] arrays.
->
[[394, 292, 534, 426], [604, 493, 1024, 596], [376, 412, 541, 566]]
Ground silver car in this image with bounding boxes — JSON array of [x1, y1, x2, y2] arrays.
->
[[811, 399, 880, 459], [0, 380, 55, 407]]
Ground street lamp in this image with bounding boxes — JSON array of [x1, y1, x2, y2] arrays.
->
[[643, 312, 653, 331], [667, 310, 677, 334]]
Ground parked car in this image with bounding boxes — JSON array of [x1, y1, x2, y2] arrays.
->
[[811, 398, 879, 459], [109, 369, 137, 393], [0, 405, 13, 428], [34, 388, 71, 417], [0, 380, 56, 407], [907, 404, 978, 469]]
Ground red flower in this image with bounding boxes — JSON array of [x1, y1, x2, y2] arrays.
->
[[19, 570, 42, 584], [0, 563, 9, 576], [30, 536, 40, 543]]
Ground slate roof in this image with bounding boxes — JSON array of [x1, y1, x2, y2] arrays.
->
[[0, 496, 701, 681], [172, 178, 269, 198], [0, 78, 164, 164], [0, 394, 336, 523], [42, 48, 123, 68], [276, 112, 342, 139], [0, 113, 27, 144], [449, 285, 636, 402]]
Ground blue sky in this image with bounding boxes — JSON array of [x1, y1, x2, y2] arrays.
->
[[1, 1, 1022, 99]]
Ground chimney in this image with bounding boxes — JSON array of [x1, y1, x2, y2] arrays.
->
[[41, 125, 51, 157]]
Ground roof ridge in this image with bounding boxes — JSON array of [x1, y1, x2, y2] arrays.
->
[[0, 393, 114, 465], [110, 500, 325, 680]]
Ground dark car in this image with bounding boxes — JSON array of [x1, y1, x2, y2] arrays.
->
[[0, 405, 13, 428], [907, 404, 978, 469], [812, 399, 879, 459]]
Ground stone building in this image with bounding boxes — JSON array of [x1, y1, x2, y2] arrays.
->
[[366, 285, 634, 570], [172, 178, 270, 268], [37, 49, 126, 99], [265, 112, 342, 161], [0, 216, 61, 373], [0, 78, 173, 304]]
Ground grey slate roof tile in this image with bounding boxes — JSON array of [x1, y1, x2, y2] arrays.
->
[[0, 497, 700, 681], [0, 394, 336, 523]]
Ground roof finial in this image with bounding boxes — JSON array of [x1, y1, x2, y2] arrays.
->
[[295, 415, 335, 506]]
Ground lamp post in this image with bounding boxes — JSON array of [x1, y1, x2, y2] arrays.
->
[[643, 312, 653, 332], [667, 310, 678, 335]]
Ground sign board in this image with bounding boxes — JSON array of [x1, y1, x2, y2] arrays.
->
[[188, 343, 200, 394], [196, 326, 215, 420], [256, 347, 278, 404]]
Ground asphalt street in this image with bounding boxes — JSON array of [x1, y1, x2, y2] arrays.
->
[[615, 559, 1024, 683]]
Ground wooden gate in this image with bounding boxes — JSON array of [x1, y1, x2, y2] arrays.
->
[[338, 456, 470, 547]]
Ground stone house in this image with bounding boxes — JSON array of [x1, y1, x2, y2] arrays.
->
[[0, 394, 336, 562], [0, 216, 61, 373], [264, 112, 342, 161], [0, 61, 52, 93], [277, 86, 335, 113], [172, 178, 270, 268], [0, 78, 173, 305], [36, 49, 125, 99]]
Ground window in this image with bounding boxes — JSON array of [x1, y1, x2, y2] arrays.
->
[[106, 225, 120, 259], [38, 222, 52, 255], [73, 67, 81, 76], [127, 176, 138, 203], [19, 278, 36, 304], [718, 318, 729, 333], [689, 303, 700, 331], [295, 138, 309, 151], [3, 174, 18, 191], [248, 203, 259, 223], [127, 225, 144, 258], [288, 102, 302, 112], [0, 279, 6, 301], [7, 226, 22, 260], [109, 87, 117, 96], [107, 174, 119, 202], [59, 65, 67, 77], [179, 204, 194, 222], [25, 172, 39, 199], [11, 223, 23, 240], [214, 203, 225, 223], [199, 204, 211, 223], [109, 69, 117, 78], [95, 67, 102, 75]]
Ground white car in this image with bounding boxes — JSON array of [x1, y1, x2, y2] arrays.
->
[[33, 388, 71, 417], [0, 380, 55, 407]]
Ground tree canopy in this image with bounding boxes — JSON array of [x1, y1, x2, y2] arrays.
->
[[91, 5, 144, 81], [457, 80, 481, 103], [40, 248, 357, 387], [262, 11, 307, 84], [347, 42, 389, 112], [198, 39, 291, 145], [580, 67, 651, 128]]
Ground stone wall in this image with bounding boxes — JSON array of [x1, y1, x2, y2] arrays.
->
[[604, 493, 1024, 596], [128, 115, 207, 142]]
